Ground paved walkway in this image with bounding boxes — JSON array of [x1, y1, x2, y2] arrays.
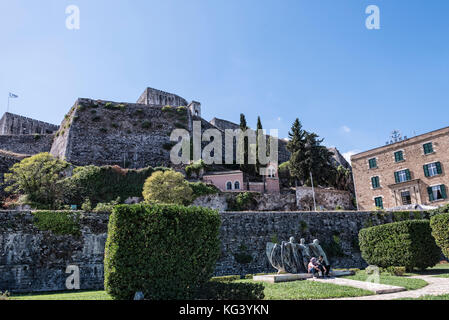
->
[[308, 277, 405, 294], [326, 275, 449, 300]]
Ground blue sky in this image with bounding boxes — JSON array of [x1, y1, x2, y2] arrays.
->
[[1, 1, 448, 162]]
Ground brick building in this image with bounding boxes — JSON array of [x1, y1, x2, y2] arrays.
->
[[351, 126, 449, 210]]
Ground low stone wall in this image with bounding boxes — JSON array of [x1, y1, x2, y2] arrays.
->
[[0, 211, 108, 293], [0, 210, 404, 293]]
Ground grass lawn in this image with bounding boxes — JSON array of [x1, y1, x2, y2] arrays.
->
[[10, 290, 112, 301], [343, 270, 428, 290], [237, 279, 374, 300], [406, 262, 449, 277]]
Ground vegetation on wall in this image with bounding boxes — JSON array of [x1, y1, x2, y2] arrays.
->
[[63, 165, 162, 207], [32, 211, 81, 236], [104, 204, 221, 300], [227, 192, 258, 211]]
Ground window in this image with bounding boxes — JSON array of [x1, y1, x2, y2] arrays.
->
[[424, 162, 442, 177], [401, 191, 412, 205], [226, 181, 233, 190], [374, 197, 383, 209], [428, 185, 447, 202], [371, 176, 380, 189], [368, 158, 377, 169], [234, 181, 240, 190], [394, 169, 411, 183], [394, 151, 404, 162], [423, 142, 434, 155]]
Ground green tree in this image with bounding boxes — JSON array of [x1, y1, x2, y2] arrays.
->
[[142, 170, 193, 205], [255, 116, 263, 174], [4, 153, 69, 207], [239, 113, 251, 175], [287, 120, 336, 187]]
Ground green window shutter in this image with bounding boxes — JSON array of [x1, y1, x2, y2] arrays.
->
[[372, 177, 379, 189], [436, 162, 442, 175], [394, 172, 400, 183], [405, 169, 411, 181], [424, 164, 430, 177], [441, 185, 447, 199], [428, 187, 435, 201]]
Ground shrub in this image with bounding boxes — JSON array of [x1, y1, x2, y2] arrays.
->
[[162, 105, 173, 112], [4, 153, 69, 207], [383, 266, 406, 276], [142, 121, 151, 129], [63, 165, 156, 206], [194, 281, 265, 300], [189, 182, 219, 199], [93, 197, 121, 213], [185, 160, 206, 178], [32, 211, 81, 236], [359, 220, 441, 271], [81, 198, 92, 211], [104, 204, 221, 300], [142, 170, 193, 205], [227, 192, 257, 211], [430, 213, 449, 258]]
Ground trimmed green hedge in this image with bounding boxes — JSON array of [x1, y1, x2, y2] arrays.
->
[[189, 182, 219, 199], [359, 220, 440, 270], [430, 213, 449, 258], [104, 204, 221, 300], [63, 165, 167, 206]]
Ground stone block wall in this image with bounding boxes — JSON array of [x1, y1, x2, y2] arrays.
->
[[0, 135, 54, 155], [0, 112, 59, 135], [0, 210, 404, 293], [0, 211, 108, 293], [296, 186, 355, 211]]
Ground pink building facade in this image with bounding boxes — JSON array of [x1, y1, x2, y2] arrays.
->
[[202, 162, 280, 194]]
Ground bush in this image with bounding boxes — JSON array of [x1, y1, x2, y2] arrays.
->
[[104, 204, 221, 300], [4, 153, 69, 207], [93, 197, 121, 213], [142, 170, 193, 205], [32, 211, 81, 236], [63, 165, 157, 206], [382, 266, 406, 276], [430, 213, 449, 258], [189, 182, 219, 199], [194, 281, 265, 300], [227, 192, 257, 211], [359, 220, 440, 271]]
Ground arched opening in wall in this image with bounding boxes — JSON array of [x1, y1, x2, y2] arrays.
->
[[234, 181, 240, 190], [226, 181, 233, 191]]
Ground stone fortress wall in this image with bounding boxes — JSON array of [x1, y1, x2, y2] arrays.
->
[[0, 210, 403, 293], [0, 112, 58, 135]]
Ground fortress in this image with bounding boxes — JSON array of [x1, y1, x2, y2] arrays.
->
[[0, 87, 349, 195]]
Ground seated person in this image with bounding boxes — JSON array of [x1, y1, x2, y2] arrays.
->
[[307, 257, 322, 278], [318, 256, 331, 277]]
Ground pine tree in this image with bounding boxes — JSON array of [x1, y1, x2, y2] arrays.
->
[[256, 116, 263, 173]]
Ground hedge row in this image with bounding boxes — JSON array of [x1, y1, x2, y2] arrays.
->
[[359, 220, 440, 271], [104, 204, 221, 300], [430, 213, 449, 258]]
